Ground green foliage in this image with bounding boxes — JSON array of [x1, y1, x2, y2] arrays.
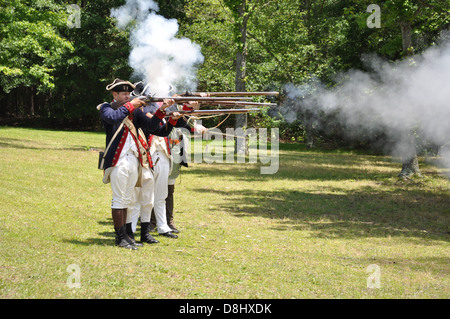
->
[[348, 0, 450, 59], [181, 0, 236, 92], [0, 0, 134, 122], [1, 0, 449, 145], [0, 0, 74, 93], [52, 1, 133, 120]]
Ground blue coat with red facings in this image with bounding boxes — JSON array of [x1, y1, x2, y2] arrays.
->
[[141, 103, 195, 157], [132, 105, 177, 168], [99, 101, 168, 171]]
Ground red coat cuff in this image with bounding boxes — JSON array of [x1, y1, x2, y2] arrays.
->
[[154, 108, 165, 119], [182, 103, 194, 111], [124, 102, 135, 114], [168, 117, 178, 126]]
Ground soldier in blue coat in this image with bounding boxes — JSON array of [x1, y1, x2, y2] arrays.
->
[[128, 101, 191, 241], [98, 78, 176, 249], [126, 103, 179, 244]]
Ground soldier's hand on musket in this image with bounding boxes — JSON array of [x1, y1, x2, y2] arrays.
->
[[170, 112, 183, 120], [186, 101, 200, 110], [161, 98, 175, 110], [130, 98, 146, 108], [188, 92, 209, 109], [194, 123, 207, 134], [185, 93, 208, 110]]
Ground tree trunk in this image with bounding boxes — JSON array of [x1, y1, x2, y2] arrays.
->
[[304, 110, 315, 148], [398, 132, 422, 178], [30, 86, 35, 116], [234, 0, 248, 155], [398, 20, 421, 178], [400, 20, 412, 54], [305, 0, 312, 37]]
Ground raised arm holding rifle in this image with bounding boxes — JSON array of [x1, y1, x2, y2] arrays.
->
[[146, 93, 208, 234], [99, 80, 278, 247], [98, 79, 179, 249], [125, 83, 207, 240]]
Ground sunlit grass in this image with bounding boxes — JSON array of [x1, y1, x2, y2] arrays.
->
[[0, 126, 449, 298]]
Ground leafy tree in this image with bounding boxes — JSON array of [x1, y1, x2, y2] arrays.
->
[[181, 0, 236, 92], [347, 0, 449, 177], [0, 0, 74, 115], [0, 0, 133, 125], [52, 0, 132, 123], [156, 0, 187, 21]]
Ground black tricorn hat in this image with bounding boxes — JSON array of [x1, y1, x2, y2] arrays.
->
[[106, 78, 135, 92]]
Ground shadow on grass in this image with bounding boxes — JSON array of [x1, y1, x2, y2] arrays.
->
[[0, 137, 90, 151], [62, 218, 115, 247], [60, 143, 448, 245], [63, 219, 171, 247], [191, 185, 449, 242], [63, 236, 114, 247], [183, 147, 400, 182], [63, 224, 115, 247], [182, 147, 449, 242]]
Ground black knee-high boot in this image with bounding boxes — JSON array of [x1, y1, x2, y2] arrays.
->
[[166, 184, 179, 233], [112, 208, 137, 250], [150, 209, 157, 232], [140, 222, 159, 244], [126, 222, 143, 247]]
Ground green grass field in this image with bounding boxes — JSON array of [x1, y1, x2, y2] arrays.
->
[[0, 126, 449, 299]]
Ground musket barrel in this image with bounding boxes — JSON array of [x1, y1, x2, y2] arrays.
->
[[201, 101, 277, 107], [189, 92, 279, 97], [165, 108, 262, 115], [141, 96, 252, 102]]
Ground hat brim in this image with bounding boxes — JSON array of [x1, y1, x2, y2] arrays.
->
[[106, 80, 135, 92]]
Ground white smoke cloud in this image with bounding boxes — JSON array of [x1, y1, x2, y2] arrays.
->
[[111, 0, 204, 95], [110, 0, 159, 28], [283, 37, 450, 171]]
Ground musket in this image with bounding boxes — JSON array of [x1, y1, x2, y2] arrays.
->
[[110, 97, 273, 110], [200, 101, 277, 107], [137, 95, 252, 103], [165, 108, 262, 116], [182, 91, 279, 97]]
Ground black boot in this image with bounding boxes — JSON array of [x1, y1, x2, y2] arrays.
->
[[115, 225, 138, 250], [159, 231, 178, 239], [126, 223, 143, 247], [166, 184, 179, 233], [141, 222, 159, 244], [150, 209, 157, 232], [112, 208, 138, 250]]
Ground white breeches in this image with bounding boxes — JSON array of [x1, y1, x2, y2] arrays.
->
[[110, 151, 139, 209], [127, 150, 172, 234], [127, 167, 154, 232], [151, 150, 172, 234]]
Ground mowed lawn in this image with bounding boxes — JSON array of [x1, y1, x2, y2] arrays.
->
[[0, 126, 449, 299]]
